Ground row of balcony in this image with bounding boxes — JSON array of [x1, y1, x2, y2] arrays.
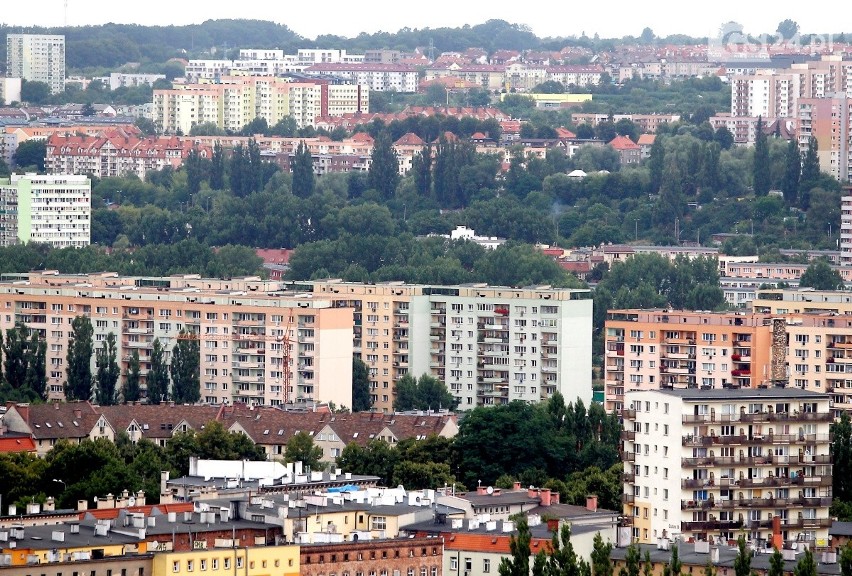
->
[[681, 496, 832, 510], [681, 433, 832, 446], [681, 475, 832, 489], [682, 454, 831, 467], [682, 412, 832, 424], [683, 518, 832, 532]]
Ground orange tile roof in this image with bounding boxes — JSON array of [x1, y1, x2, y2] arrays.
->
[[608, 135, 640, 150], [81, 502, 193, 521], [0, 435, 36, 453]]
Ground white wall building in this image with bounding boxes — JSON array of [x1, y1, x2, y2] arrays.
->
[[6, 34, 65, 94], [0, 173, 90, 248], [623, 388, 832, 547]]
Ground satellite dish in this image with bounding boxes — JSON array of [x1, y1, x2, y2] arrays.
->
[[128, 496, 136, 507], [486, 486, 494, 495]]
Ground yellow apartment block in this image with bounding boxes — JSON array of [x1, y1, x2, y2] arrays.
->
[[152, 545, 299, 576]]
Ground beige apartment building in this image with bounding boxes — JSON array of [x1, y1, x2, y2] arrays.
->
[[304, 280, 593, 413], [623, 388, 832, 547], [153, 76, 368, 134], [604, 310, 779, 413], [0, 271, 352, 407]]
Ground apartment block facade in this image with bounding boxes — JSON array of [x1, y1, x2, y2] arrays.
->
[[622, 388, 832, 547], [153, 77, 368, 133], [0, 173, 90, 248], [6, 34, 65, 94], [306, 280, 593, 413], [0, 272, 353, 407], [798, 95, 852, 182], [604, 310, 778, 413]]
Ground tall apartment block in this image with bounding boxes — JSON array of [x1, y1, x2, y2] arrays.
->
[[604, 310, 780, 413], [0, 173, 91, 248], [307, 280, 593, 413], [844, 196, 852, 266], [0, 272, 353, 407], [6, 34, 65, 95], [798, 95, 852, 182], [622, 388, 832, 546]]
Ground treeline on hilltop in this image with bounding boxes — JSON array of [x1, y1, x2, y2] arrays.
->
[[0, 19, 716, 74]]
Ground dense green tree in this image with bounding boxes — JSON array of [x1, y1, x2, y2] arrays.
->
[[782, 138, 801, 205], [393, 373, 456, 411], [3, 324, 27, 390], [124, 348, 141, 403], [777, 19, 800, 40], [170, 333, 200, 404], [392, 460, 454, 489], [648, 135, 665, 192], [841, 543, 852, 576], [833, 412, 852, 502], [591, 533, 613, 576], [352, 357, 372, 412], [336, 439, 399, 485], [292, 141, 315, 198], [65, 316, 94, 401], [210, 142, 225, 190], [793, 549, 817, 576], [412, 144, 432, 196], [20, 80, 50, 104], [769, 548, 784, 576], [539, 524, 591, 576], [799, 260, 843, 290], [753, 117, 770, 196], [13, 140, 47, 171], [621, 544, 641, 576], [800, 137, 820, 207], [184, 147, 206, 195], [499, 517, 532, 576], [734, 536, 751, 576], [714, 126, 735, 150], [285, 431, 324, 470], [367, 131, 400, 200], [147, 338, 169, 404], [24, 330, 47, 400], [95, 332, 120, 405]]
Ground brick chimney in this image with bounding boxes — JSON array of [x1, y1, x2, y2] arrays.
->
[[546, 518, 559, 532], [477, 485, 488, 495], [528, 486, 538, 498], [73, 408, 82, 420], [551, 492, 560, 505], [77, 499, 87, 512], [586, 495, 598, 512], [513, 482, 522, 491], [540, 489, 552, 507]]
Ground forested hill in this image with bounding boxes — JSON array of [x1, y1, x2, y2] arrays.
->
[[0, 20, 305, 70], [0, 19, 705, 72]]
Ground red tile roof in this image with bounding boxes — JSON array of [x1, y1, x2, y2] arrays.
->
[[637, 134, 656, 146], [81, 502, 193, 521], [394, 132, 426, 147], [608, 135, 640, 150], [0, 435, 36, 453]]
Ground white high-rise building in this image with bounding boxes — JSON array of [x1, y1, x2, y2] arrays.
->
[[0, 173, 90, 248], [6, 34, 65, 95], [622, 388, 832, 546]]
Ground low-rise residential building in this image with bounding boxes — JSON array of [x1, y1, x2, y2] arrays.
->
[[301, 538, 442, 576], [303, 63, 419, 93], [622, 388, 832, 546]]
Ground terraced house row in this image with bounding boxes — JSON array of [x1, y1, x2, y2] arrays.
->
[[0, 272, 592, 412], [1, 401, 457, 458]]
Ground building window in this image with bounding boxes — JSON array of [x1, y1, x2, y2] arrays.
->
[[173, 563, 179, 574], [450, 558, 458, 571], [483, 560, 491, 573], [186, 561, 193, 572]]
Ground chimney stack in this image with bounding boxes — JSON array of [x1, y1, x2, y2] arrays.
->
[[513, 482, 522, 491], [586, 495, 598, 512], [77, 500, 87, 512], [528, 487, 537, 499], [540, 489, 552, 507]]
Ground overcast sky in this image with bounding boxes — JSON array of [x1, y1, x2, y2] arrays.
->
[[1, 0, 845, 41]]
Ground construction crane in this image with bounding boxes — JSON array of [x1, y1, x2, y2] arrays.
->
[[176, 308, 295, 403]]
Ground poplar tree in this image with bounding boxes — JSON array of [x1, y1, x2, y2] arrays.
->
[[66, 316, 94, 401]]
